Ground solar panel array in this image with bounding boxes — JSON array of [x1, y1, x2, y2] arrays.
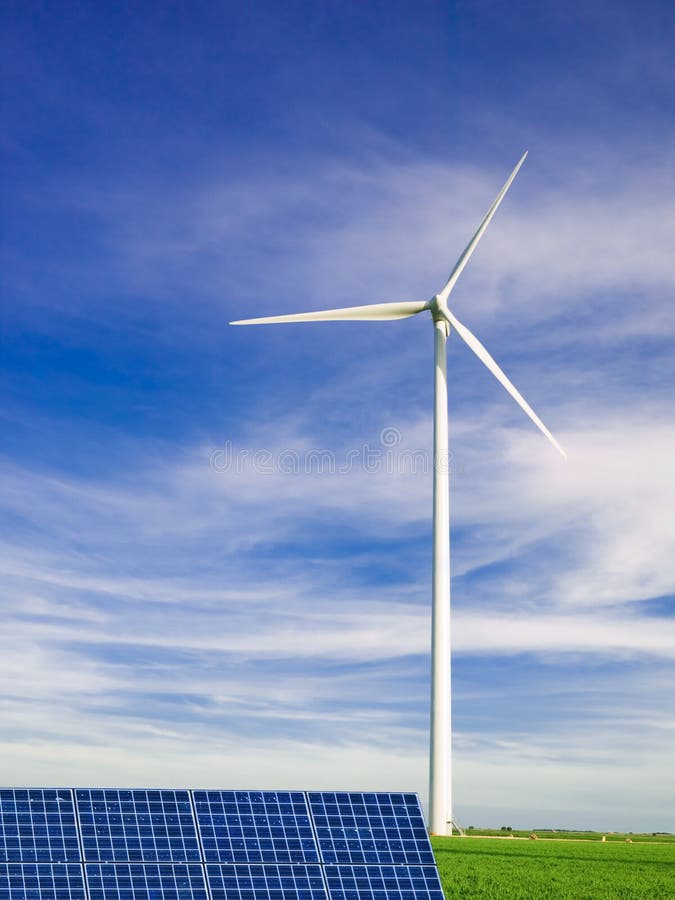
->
[[0, 789, 444, 899]]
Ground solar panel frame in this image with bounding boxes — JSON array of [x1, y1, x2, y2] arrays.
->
[[324, 864, 446, 899], [85, 863, 209, 900], [0, 863, 86, 900], [193, 790, 320, 864], [206, 863, 328, 900], [75, 789, 202, 862], [0, 789, 80, 863], [307, 792, 435, 866]]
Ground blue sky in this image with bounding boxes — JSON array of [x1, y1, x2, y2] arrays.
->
[[2, 0, 674, 831]]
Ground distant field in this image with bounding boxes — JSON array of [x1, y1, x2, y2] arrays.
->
[[462, 828, 675, 843], [432, 834, 675, 899]]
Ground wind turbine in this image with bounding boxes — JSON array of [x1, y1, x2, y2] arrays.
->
[[230, 152, 566, 836]]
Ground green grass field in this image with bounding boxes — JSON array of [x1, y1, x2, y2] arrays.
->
[[432, 834, 675, 899]]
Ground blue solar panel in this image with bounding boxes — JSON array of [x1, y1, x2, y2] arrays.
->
[[0, 863, 86, 900], [193, 791, 319, 864], [0, 790, 80, 863], [76, 789, 201, 862], [85, 863, 208, 899], [0, 789, 444, 898], [307, 793, 435, 866], [206, 864, 328, 899], [324, 865, 445, 899]]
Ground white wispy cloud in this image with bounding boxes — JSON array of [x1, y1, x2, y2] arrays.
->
[[1, 401, 673, 781], [3, 127, 674, 830], [20, 140, 675, 346]]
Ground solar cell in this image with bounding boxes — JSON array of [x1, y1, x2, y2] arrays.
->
[[193, 791, 319, 864], [0, 789, 80, 863], [324, 865, 445, 899], [75, 789, 201, 862], [0, 863, 86, 900], [307, 793, 435, 866], [85, 863, 208, 900], [206, 864, 328, 899]]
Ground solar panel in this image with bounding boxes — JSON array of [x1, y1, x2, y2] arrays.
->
[[0, 789, 80, 863], [307, 792, 435, 866], [0, 863, 86, 900], [206, 864, 328, 899], [324, 865, 445, 899], [85, 863, 208, 899], [193, 791, 319, 864], [0, 789, 444, 898], [75, 789, 201, 862]]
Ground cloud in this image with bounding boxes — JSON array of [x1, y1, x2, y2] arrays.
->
[[450, 417, 675, 611], [1, 404, 673, 829], [456, 610, 675, 658], [11, 141, 675, 348], [2, 401, 674, 642], [2, 135, 674, 827]]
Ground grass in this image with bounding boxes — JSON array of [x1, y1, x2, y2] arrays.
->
[[432, 834, 675, 899]]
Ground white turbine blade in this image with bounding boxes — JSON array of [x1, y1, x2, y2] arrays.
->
[[438, 152, 527, 304], [441, 307, 567, 459], [230, 300, 429, 325]]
